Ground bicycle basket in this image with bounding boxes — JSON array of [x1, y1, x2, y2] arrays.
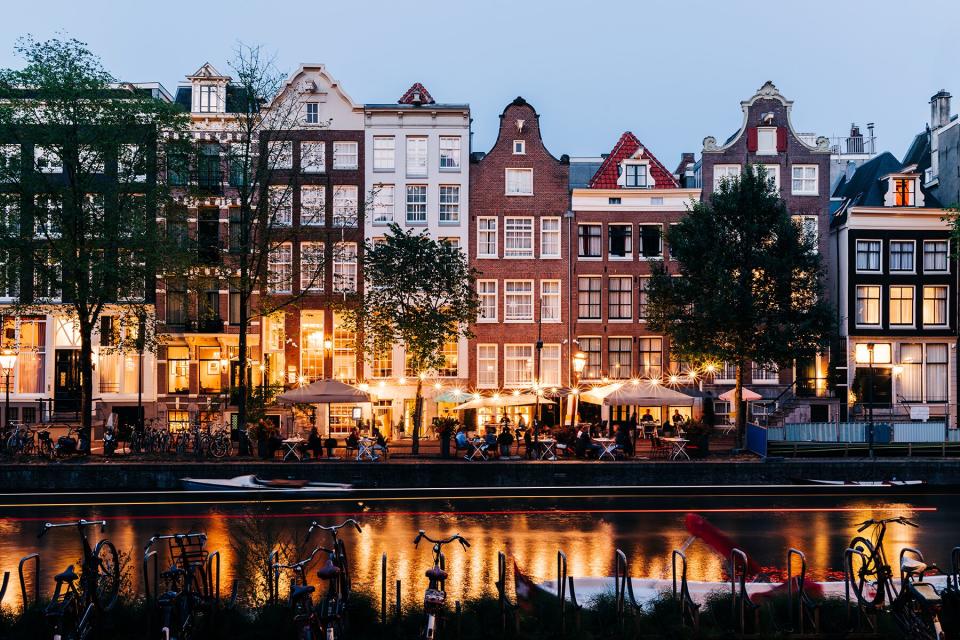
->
[[169, 534, 208, 570]]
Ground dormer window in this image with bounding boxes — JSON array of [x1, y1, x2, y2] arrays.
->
[[625, 163, 648, 188], [513, 140, 525, 155], [894, 178, 915, 206], [198, 84, 219, 113], [305, 102, 319, 124]]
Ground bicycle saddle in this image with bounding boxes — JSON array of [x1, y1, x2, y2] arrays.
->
[[317, 559, 341, 580], [54, 565, 78, 584], [291, 584, 315, 599], [425, 566, 448, 581], [901, 556, 927, 575], [910, 581, 942, 603]]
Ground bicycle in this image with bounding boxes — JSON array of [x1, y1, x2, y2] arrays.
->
[[847, 516, 945, 639], [413, 531, 470, 640], [40, 520, 120, 640], [273, 545, 324, 639], [5, 422, 35, 456], [309, 519, 362, 640], [144, 533, 210, 640]]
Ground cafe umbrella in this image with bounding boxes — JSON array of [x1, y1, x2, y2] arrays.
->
[[277, 379, 372, 437]]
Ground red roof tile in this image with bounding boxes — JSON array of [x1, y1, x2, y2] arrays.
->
[[587, 132, 679, 189], [398, 82, 435, 105]]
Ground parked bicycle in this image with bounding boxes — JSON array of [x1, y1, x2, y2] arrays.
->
[[39, 519, 120, 639], [144, 532, 210, 640], [5, 422, 35, 456], [413, 530, 470, 640], [847, 516, 945, 639]]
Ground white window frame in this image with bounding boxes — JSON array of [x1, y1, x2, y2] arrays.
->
[[371, 184, 395, 225], [713, 164, 740, 189], [624, 162, 648, 188], [513, 140, 526, 155], [923, 240, 950, 274], [505, 168, 533, 196], [405, 184, 427, 224], [332, 142, 358, 170], [792, 215, 819, 253], [477, 344, 498, 388], [269, 186, 292, 226], [541, 344, 561, 386], [855, 284, 882, 327], [332, 185, 358, 227], [504, 344, 534, 387], [300, 186, 325, 226], [504, 216, 534, 258], [438, 185, 460, 224], [578, 223, 602, 259], [304, 102, 319, 124], [791, 164, 818, 195], [268, 243, 292, 294], [439, 136, 461, 170], [638, 223, 663, 260], [888, 285, 915, 328], [478, 280, 498, 322], [270, 141, 293, 170], [540, 280, 561, 323], [405, 136, 428, 177], [333, 242, 358, 293], [756, 127, 777, 155], [372, 136, 395, 171], [504, 280, 534, 322], [300, 241, 324, 292], [923, 285, 949, 328], [855, 239, 883, 273], [608, 275, 633, 321], [889, 240, 916, 274], [477, 217, 498, 258], [758, 164, 780, 191], [35, 146, 62, 174], [608, 223, 633, 259], [540, 217, 561, 258], [301, 142, 325, 173]]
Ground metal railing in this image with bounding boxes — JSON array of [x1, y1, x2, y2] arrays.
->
[[770, 421, 957, 443]]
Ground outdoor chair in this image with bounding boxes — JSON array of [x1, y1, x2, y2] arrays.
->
[[465, 441, 489, 461], [650, 435, 671, 460]]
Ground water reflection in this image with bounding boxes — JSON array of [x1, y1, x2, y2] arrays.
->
[[0, 494, 954, 610]]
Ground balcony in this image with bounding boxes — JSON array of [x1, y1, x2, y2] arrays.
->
[[163, 318, 224, 334]]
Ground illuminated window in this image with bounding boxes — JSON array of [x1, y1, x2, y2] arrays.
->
[[894, 178, 915, 206]]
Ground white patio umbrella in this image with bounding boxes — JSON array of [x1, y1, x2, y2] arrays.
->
[[718, 387, 763, 401], [277, 379, 371, 437], [581, 382, 695, 406]]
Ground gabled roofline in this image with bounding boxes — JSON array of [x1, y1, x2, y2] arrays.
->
[[477, 96, 567, 165], [266, 63, 363, 113]]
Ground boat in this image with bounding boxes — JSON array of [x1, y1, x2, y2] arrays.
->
[[180, 474, 353, 494], [792, 478, 926, 487]]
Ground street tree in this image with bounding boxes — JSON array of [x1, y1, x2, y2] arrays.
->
[[0, 36, 190, 436], [342, 224, 480, 454], [646, 164, 833, 447]]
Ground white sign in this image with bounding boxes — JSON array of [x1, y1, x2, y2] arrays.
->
[[910, 406, 930, 422]]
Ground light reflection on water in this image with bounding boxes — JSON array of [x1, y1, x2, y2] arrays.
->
[[0, 494, 952, 610]]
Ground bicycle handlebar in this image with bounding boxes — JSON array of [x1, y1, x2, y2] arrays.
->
[[143, 532, 208, 553], [413, 530, 471, 550], [308, 519, 363, 537], [38, 519, 106, 538], [855, 516, 918, 532], [274, 546, 322, 570]]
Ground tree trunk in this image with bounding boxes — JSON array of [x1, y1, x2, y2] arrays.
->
[[412, 377, 423, 455], [735, 359, 746, 450], [79, 322, 94, 451]]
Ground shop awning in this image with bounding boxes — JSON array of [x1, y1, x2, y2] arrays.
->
[[452, 393, 555, 411], [580, 382, 695, 406]]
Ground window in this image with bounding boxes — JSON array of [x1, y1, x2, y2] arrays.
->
[[504, 217, 534, 257], [504, 280, 534, 321], [855, 285, 881, 326], [0, 145, 20, 180], [608, 276, 632, 320], [533, 217, 559, 258], [791, 165, 818, 195], [758, 164, 780, 190], [332, 186, 358, 227], [713, 164, 740, 189], [757, 127, 777, 154], [541, 344, 561, 386], [513, 140, 525, 155], [894, 178, 915, 206], [305, 102, 319, 124], [505, 168, 533, 195], [923, 286, 948, 326], [478, 280, 497, 322], [371, 349, 392, 378], [300, 312, 325, 382], [578, 224, 601, 258], [35, 146, 62, 173], [477, 217, 497, 257], [332, 312, 356, 381], [229, 279, 243, 325], [438, 341, 458, 377], [625, 163, 648, 188], [541, 280, 561, 322], [269, 186, 292, 226], [638, 277, 650, 321], [792, 215, 818, 252], [301, 142, 325, 173], [608, 338, 632, 379], [165, 278, 188, 326], [856, 240, 881, 272], [751, 362, 779, 383], [924, 241, 949, 273], [199, 84, 219, 113], [439, 237, 460, 250], [899, 344, 923, 402], [406, 137, 428, 177], [608, 224, 632, 258], [167, 346, 190, 394], [926, 344, 948, 402], [333, 242, 357, 292], [300, 242, 324, 292], [639, 224, 662, 259], [439, 185, 460, 224], [504, 345, 534, 387], [372, 184, 394, 224], [405, 185, 427, 224], [889, 286, 914, 326], [578, 276, 601, 320], [300, 187, 325, 226], [118, 144, 146, 182], [609, 197, 622, 205], [372, 136, 395, 171], [333, 142, 358, 170], [477, 345, 498, 388], [270, 141, 293, 170], [439, 136, 461, 169], [578, 337, 601, 379], [228, 148, 247, 185], [268, 243, 292, 293], [34, 195, 62, 238], [889, 241, 915, 272]]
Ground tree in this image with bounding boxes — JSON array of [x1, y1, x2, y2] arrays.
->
[[0, 36, 189, 436], [646, 165, 833, 447], [342, 224, 480, 454]]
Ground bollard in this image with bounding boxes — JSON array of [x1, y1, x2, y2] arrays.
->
[[381, 553, 387, 626], [395, 579, 401, 624], [455, 600, 462, 639]]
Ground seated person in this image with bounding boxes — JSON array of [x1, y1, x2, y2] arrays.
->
[[576, 428, 602, 458], [614, 425, 634, 457], [373, 427, 388, 458], [346, 427, 360, 451], [497, 427, 514, 458], [484, 428, 498, 457], [307, 427, 323, 459]]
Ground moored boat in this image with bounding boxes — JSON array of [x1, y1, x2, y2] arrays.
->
[[180, 474, 352, 493]]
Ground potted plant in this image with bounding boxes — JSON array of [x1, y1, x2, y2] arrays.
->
[[247, 419, 279, 459], [432, 416, 458, 458], [684, 419, 712, 459]]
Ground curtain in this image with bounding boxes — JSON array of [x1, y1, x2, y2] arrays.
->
[[898, 344, 923, 402], [925, 344, 948, 402]]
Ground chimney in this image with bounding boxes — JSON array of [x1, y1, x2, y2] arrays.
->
[[866, 123, 875, 155], [846, 123, 864, 154], [930, 90, 952, 129]]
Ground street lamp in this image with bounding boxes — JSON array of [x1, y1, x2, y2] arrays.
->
[[571, 351, 587, 429], [0, 349, 17, 429], [866, 343, 875, 459]]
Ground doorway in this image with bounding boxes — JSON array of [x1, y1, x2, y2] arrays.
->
[[54, 349, 81, 413]]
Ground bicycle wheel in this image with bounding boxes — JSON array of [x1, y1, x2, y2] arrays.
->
[[847, 536, 883, 607], [210, 436, 229, 459], [93, 539, 120, 611]]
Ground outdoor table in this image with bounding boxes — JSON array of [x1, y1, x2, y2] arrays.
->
[[357, 437, 380, 461], [465, 438, 488, 461], [661, 437, 690, 460], [281, 437, 304, 462], [595, 437, 618, 460], [536, 438, 557, 460]]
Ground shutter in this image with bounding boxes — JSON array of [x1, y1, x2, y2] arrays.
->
[[746, 127, 758, 152], [776, 127, 788, 152]]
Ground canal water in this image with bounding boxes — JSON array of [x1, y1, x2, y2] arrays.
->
[[0, 489, 956, 608]]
